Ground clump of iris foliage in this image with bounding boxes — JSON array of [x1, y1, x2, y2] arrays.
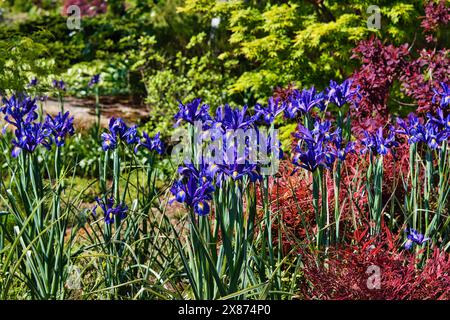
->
[[0, 83, 170, 299]]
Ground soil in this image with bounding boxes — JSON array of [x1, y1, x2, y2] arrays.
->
[[42, 96, 149, 130]]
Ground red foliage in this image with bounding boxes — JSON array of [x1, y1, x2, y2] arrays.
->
[[349, 1, 449, 120], [299, 230, 450, 299], [62, 0, 107, 17], [400, 49, 450, 114], [262, 157, 361, 253], [263, 137, 411, 254], [421, 0, 450, 43], [273, 83, 298, 103], [263, 146, 449, 299], [350, 37, 410, 132], [261, 161, 315, 252]]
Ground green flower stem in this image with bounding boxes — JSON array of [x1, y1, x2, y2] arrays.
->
[[424, 148, 433, 231], [312, 170, 322, 247], [58, 92, 64, 114], [409, 143, 419, 230], [95, 86, 101, 134], [437, 142, 449, 230], [334, 160, 342, 243], [113, 148, 120, 203], [367, 153, 383, 235]]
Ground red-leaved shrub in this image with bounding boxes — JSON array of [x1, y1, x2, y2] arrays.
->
[[62, 0, 107, 17], [350, 37, 409, 132], [400, 49, 450, 114], [421, 0, 450, 43], [299, 228, 450, 299]]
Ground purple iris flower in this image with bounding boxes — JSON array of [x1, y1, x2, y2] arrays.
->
[[101, 132, 117, 151], [194, 201, 210, 216], [294, 119, 339, 145], [283, 96, 297, 119], [44, 111, 75, 147], [325, 79, 361, 108], [299, 87, 325, 113], [88, 74, 101, 87], [169, 175, 214, 216], [136, 132, 164, 154], [101, 117, 139, 151], [52, 80, 66, 91], [432, 82, 449, 108], [170, 180, 188, 203], [333, 134, 355, 161], [374, 128, 398, 155], [216, 141, 263, 182], [360, 131, 376, 154], [360, 127, 398, 156], [178, 161, 224, 185], [218, 162, 261, 182], [109, 117, 128, 138], [294, 124, 318, 144], [93, 197, 128, 224], [293, 141, 327, 172], [292, 119, 342, 172], [312, 120, 340, 142], [285, 87, 325, 118], [396, 113, 425, 144], [336, 142, 355, 161], [423, 122, 447, 149], [427, 108, 450, 132], [323, 144, 337, 167], [210, 104, 257, 136], [28, 77, 38, 87], [174, 98, 211, 127], [219, 104, 259, 131], [255, 97, 285, 125], [210, 106, 227, 132], [404, 228, 430, 250], [123, 125, 140, 144], [11, 122, 52, 157], [396, 111, 448, 149], [1, 95, 39, 129]]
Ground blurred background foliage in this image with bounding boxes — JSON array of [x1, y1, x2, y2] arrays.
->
[[0, 0, 447, 136]]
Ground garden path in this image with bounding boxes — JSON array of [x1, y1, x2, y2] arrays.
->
[[42, 96, 148, 130]]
